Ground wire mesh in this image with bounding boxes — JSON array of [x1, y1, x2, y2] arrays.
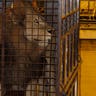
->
[[0, 0, 79, 96], [0, 0, 59, 96]]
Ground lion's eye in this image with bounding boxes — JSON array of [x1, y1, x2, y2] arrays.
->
[[34, 19, 39, 24]]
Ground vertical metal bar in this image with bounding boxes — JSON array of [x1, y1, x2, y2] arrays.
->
[[88, 0, 89, 13], [1, 0, 6, 96], [56, 0, 61, 96], [78, 0, 81, 96]]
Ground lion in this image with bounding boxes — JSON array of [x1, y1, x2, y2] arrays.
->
[[0, 0, 54, 96]]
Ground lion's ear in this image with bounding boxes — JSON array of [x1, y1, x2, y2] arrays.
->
[[9, 1, 25, 25], [32, 0, 44, 13]]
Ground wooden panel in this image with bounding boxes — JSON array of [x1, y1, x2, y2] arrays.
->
[[80, 40, 96, 96], [80, 29, 96, 39], [80, 24, 96, 39]]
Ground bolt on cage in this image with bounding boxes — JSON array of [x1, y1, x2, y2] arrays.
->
[[0, 0, 80, 96]]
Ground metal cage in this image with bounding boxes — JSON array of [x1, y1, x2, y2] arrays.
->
[[0, 0, 80, 96]]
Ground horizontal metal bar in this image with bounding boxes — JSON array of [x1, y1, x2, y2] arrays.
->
[[80, 20, 96, 23], [81, 0, 96, 1], [61, 23, 79, 39], [80, 28, 96, 30], [62, 8, 79, 20]]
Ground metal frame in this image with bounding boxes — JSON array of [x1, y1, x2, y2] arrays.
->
[[59, 0, 80, 95], [80, 0, 96, 21]]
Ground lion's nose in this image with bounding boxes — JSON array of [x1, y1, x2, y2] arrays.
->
[[47, 28, 55, 33]]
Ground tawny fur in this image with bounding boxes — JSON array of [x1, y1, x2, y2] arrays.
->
[[0, 0, 53, 96]]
